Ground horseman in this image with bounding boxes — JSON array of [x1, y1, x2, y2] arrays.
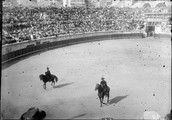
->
[[45, 67, 52, 80], [100, 77, 108, 93]]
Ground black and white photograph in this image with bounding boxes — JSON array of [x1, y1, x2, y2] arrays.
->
[[1, 0, 171, 119]]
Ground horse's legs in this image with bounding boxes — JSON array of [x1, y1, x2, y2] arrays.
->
[[102, 95, 104, 104], [51, 81, 55, 87], [107, 93, 109, 103], [107, 96, 109, 103], [43, 83, 46, 89], [99, 97, 102, 107]]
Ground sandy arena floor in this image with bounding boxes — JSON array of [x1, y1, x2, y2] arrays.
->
[[1, 37, 171, 119]]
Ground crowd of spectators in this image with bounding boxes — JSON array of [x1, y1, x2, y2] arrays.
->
[[1, 5, 158, 45]]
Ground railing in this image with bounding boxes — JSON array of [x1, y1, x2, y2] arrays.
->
[[2, 30, 143, 64]]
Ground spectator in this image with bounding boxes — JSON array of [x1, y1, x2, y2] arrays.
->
[[3, 5, 167, 45]]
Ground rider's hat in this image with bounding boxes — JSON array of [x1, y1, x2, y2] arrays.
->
[[101, 77, 105, 80], [47, 66, 49, 70]]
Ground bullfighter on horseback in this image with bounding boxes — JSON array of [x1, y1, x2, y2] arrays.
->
[[94, 77, 110, 106], [39, 67, 58, 89], [45, 67, 52, 80], [100, 77, 108, 93]]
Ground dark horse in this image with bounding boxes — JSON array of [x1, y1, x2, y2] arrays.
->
[[95, 84, 110, 107], [39, 74, 58, 89]]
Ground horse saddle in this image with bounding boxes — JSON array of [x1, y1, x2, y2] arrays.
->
[[46, 75, 52, 81]]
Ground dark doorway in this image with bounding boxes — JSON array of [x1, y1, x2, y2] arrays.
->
[[146, 26, 155, 37]]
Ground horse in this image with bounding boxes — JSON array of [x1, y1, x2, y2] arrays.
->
[[95, 84, 110, 107], [39, 74, 58, 89]]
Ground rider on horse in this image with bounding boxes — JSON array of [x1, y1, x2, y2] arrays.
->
[[45, 67, 52, 80], [100, 77, 108, 93]]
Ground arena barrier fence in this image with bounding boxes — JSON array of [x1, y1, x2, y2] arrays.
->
[[154, 33, 171, 38], [2, 31, 143, 64]]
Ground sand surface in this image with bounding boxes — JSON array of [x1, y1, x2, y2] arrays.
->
[[1, 37, 171, 119]]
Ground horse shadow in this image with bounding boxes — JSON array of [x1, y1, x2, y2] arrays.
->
[[53, 82, 74, 89], [66, 113, 87, 120], [108, 95, 128, 105]]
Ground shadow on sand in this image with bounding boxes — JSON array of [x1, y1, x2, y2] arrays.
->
[[53, 82, 74, 89], [109, 95, 128, 105], [67, 113, 87, 120]]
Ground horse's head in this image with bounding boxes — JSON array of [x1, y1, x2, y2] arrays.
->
[[39, 74, 44, 81], [95, 84, 100, 91]]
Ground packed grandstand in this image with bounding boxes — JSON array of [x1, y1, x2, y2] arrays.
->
[[2, 0, 171, 45]]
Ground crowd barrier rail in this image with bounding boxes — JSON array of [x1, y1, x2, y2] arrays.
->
[[2, 31, 143, 64], [154, 33, 171, 38]]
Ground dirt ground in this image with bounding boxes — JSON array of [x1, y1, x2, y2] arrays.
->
[[1, 37, 171, 119]]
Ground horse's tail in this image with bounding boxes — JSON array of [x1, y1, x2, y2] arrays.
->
[[107, 86, 110, 92], [105, 86, 110, 97], [53, 75, 58, 83]]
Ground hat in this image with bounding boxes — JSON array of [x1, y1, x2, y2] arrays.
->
[[47, 67, 49, 69], [101, 77, 105, 80]]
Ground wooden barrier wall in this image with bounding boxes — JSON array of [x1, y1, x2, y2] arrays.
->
[[154, 33, 171, 38], [2, 31, 143, 64]]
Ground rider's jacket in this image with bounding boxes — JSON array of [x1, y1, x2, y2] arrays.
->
[[45, 70, 51, 78]]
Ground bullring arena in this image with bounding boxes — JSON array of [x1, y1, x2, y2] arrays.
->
[[2, 0, 172, 119], [1, 36, 171, 119]]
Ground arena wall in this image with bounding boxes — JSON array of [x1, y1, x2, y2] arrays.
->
[[154, 33, 171, 38], [2, 31, 146, 64]]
